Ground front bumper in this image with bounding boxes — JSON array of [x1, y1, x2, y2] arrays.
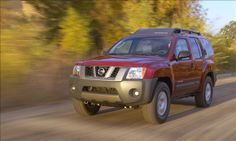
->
[[69, 76, 157, 106]]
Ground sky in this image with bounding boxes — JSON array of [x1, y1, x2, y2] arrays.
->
[[200, 0, 236, 34]]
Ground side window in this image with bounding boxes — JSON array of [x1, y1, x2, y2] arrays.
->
[[189, 38, 202, 59], [175, 39, 190, 59], [194, 38, 203, 56], [200, 39, 214, 57]]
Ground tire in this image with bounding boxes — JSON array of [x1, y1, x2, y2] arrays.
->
[[72, 98, 100, 116], [141, 82, 171, 124], [195, 76, 213, 107]]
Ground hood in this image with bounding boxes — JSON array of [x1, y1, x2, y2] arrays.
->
[[76, 55, 168, 67]]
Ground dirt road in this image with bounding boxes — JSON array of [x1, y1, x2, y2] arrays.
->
[[1, 77, 236, 141]]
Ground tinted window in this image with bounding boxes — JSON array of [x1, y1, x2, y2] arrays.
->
[[108, 37, 171, 57], [200, 39, 214, 57], [189, 38, 202, 59], [133, 38, 171, 56], [195, 38, 202, 51], [109, 40, 133, 54], [175, 39, 190, 59]]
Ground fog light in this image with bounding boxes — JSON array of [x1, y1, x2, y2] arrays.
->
[[129, 89, 140, 97], [71, 86, 76, 91], [88, 86, 93, 92], [134, 91, 140, 96]]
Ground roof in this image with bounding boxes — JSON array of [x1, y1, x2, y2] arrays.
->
[[132, 28, 201, 37]]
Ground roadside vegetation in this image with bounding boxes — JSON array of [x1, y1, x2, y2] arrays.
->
[[1, 0, 235, 108]]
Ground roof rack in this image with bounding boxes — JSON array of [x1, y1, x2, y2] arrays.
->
[[133, 28, 201, 36], [174, 28, 201, 36]]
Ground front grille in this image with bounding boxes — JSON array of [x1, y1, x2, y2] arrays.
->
[[82, 86, 118, 95], [110, 67, 120, 78], [85, 66, 93, 76], [85, 66, 120, 78]]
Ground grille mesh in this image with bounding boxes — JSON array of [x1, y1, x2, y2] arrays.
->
[[82, 86, 118, 95], [110, 68, 120, 78], [85, 66, 120, 78], [85, 66, 93, 76]]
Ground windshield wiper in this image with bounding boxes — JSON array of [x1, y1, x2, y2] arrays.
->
[[108, 53, 129, 55], [108, 53, 117, 55], [134, 53, 153, 56]]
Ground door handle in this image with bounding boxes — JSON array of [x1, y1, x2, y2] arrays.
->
[[191, 63, 196, 69]]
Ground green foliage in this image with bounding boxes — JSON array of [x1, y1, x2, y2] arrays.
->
[[1, 21, 44, 81], [122, 0, 153, 33], [209, 36, 230, 70], [219, 21, 236, 46], [59, 7, 91, 55], [149, 0, 205, 31], [207, 21, 236, 72], [219, 21, 236, 71], [89, 0, 125, 52], [27, 0, 206, 53], [26, 0, 69, 41]]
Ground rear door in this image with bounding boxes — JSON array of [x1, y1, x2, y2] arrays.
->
[[188, 38, 204, 91]]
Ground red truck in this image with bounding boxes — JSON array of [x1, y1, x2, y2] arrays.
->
[[70, 28, 216, 124]]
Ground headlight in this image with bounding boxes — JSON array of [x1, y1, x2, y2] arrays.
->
[[73, 65, 80, 76], [126, 67, 146, 79]]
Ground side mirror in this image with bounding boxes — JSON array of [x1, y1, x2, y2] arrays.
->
[[202, 49, 207, 56], [177, 51, 191, 60], [103, 50, 108, 55]]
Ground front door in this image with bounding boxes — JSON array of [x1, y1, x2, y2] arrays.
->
[[171, 38, 195, 95]]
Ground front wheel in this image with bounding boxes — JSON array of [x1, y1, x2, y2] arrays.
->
[[141, 82, 170, 124], [195, 76, 213, 107], [72, 98, 100, 116]]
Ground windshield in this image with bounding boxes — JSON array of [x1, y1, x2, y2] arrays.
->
[[108, 37, 172, 57]]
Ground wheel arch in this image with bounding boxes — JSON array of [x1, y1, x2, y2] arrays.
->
[[153, 67, 173, 94], [148, 76, 173, 104], [206, 71, 216, 86], [200, 60, 216, 89], [199, 71, 216, 92], [157, 77, 173, 95]]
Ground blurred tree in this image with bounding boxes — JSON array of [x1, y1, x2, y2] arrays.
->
[[207, 21, 236, 71], [27, 0, 206, 54], [26, 0, 68, 41], [219, 21, 236, 46], [151, 0, 205, 31], [89, 0, 125, 53], [122, 0, 153, 33], [151, 0, 178, 27], [59, 6, 91, 55], [219, 21, 236, 71], [209, 36, 230, 71]]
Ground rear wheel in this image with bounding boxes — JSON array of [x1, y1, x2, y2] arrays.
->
[[195, 76, 213, 107], [141, 82, 170, 124], [72, 98, 100, 116]]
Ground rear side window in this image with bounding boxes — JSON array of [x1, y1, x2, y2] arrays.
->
[[189, 38, 202, 59], [200, 39, 214, 57], [175, 39, 190, 59]]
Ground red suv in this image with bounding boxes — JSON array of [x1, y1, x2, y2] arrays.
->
[[70, 28, 216, 124]]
